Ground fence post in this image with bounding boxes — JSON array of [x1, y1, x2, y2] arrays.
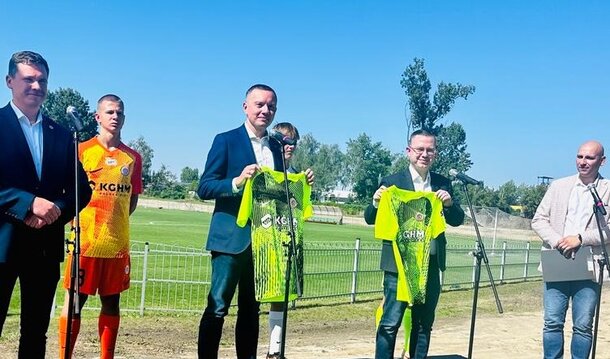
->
[[351, 238, 361, 303], [471, 242, 478, 289], [492, 208, 499, 255], [139, 242, 150, 316], [500, 241, 507, 284], [523, 241, 531, 281]]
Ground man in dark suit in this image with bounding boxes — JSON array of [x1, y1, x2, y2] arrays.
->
[[197, 84, 313, 359], [365, 129, 465, 359], [0, 50, 91, 358]]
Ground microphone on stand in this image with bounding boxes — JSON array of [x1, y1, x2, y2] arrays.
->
[[587, 183, 607, 216], [449, 169, 482, 186], [268, 129, 296, 146], [66, 106, 84, 131]]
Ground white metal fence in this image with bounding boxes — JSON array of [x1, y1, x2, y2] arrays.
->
[[60, 239, 542, 316]]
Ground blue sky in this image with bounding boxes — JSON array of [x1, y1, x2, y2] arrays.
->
[[2, 1, 609, 189]]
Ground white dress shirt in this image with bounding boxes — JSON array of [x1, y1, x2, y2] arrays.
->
[[11, 101, 43, 179], [408, 165, 437, 254]]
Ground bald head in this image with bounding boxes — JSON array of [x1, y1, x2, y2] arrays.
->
[[576, 140, 606, 184]]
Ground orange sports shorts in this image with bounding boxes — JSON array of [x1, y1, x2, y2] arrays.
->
[[63, 255, 131, 296]]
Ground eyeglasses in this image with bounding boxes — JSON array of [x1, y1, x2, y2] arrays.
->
[[409, 146, 436, 156]]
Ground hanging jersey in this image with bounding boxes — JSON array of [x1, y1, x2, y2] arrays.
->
[[237, 167, 313, 302], [75, 137, 143, 258], [375, 186, 446, 304]]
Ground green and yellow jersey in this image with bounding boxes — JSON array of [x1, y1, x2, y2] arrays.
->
[[237, 167, 313, 302], [375, 185, 446, 304]]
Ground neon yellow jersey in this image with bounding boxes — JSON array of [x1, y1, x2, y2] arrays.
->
[[375, 185, 446, 304], [237, 167, 313, 302], [75, 137, 143, 258]]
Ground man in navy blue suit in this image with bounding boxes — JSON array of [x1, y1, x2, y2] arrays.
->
[[0, 50, 91, 358], [197, 84, 313, 359]]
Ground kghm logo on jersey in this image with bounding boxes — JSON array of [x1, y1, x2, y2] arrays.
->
[[274, 216, 298, 228], [121, 165, 130, 176], [401, 229, 425, 242], [261, 214, 273, 229], [260, 214, 297, 230], [94, 182, 132, 193]]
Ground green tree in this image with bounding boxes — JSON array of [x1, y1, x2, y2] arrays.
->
[[128, 136, 154, 188], [180, 166, 200, 193], [453, 183, 498, 208], [434, 123, 472, 176], [291, 133, 346, 201], [519, 184, 548, 219], [312, 143, 345, 200], [345, 133, 392, 202], [42, 88, 97, 141], [180, 166, 199, 183], [147, 164, 186, 199], [389, 150, 411, 176], [497, 180, 519, 214], [291, 133, 319, 172], [400, 58, 475, 175]]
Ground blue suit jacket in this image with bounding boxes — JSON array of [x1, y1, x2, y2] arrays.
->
[[364, 170, 465, 272], [0, 103, 92, 262], [197, 124, 283, 254]]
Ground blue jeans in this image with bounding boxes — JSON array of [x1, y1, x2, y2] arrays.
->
[[376, 271, 409, 359], [543, 280, 598, 359], [376, 257, 440, 359], [198, 248, 260, 359]]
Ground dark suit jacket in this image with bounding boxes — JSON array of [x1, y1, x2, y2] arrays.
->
[[364, 170, 465, 272], [197, 124, 283, 254], [0, 103, 91, 263]]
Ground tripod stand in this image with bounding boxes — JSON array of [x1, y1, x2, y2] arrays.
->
[[456, 180, 503, 359], [590, 200, 609, 359], [63, 127, 83, 359]]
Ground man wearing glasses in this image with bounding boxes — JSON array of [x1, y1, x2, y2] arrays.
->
[[365, 129, 465, 359]]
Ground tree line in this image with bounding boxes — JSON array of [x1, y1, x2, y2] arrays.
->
[[40, 58, 547, 218]]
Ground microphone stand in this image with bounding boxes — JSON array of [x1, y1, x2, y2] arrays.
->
[[64, 128, 82, 359], [590, 203, 609, 359], [456, 180, 503, 359], [273, 139, 302, 359]]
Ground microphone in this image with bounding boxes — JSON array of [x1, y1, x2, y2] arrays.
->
[[449, 169, 482, 186], [66, 106, 84, 131], [268, 129, 296, 146], [587, 183, 607, 215]]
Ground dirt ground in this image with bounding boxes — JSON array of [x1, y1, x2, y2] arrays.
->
[[1, 287, 610, 359]]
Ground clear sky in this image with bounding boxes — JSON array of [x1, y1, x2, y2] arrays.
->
[[2, 1, 608, 189]]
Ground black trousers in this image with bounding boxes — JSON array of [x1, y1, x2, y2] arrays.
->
[[0, 252, 60, 359]]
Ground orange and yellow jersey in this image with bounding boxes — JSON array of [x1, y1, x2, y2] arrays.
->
[[76, 137, 143, 258]]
